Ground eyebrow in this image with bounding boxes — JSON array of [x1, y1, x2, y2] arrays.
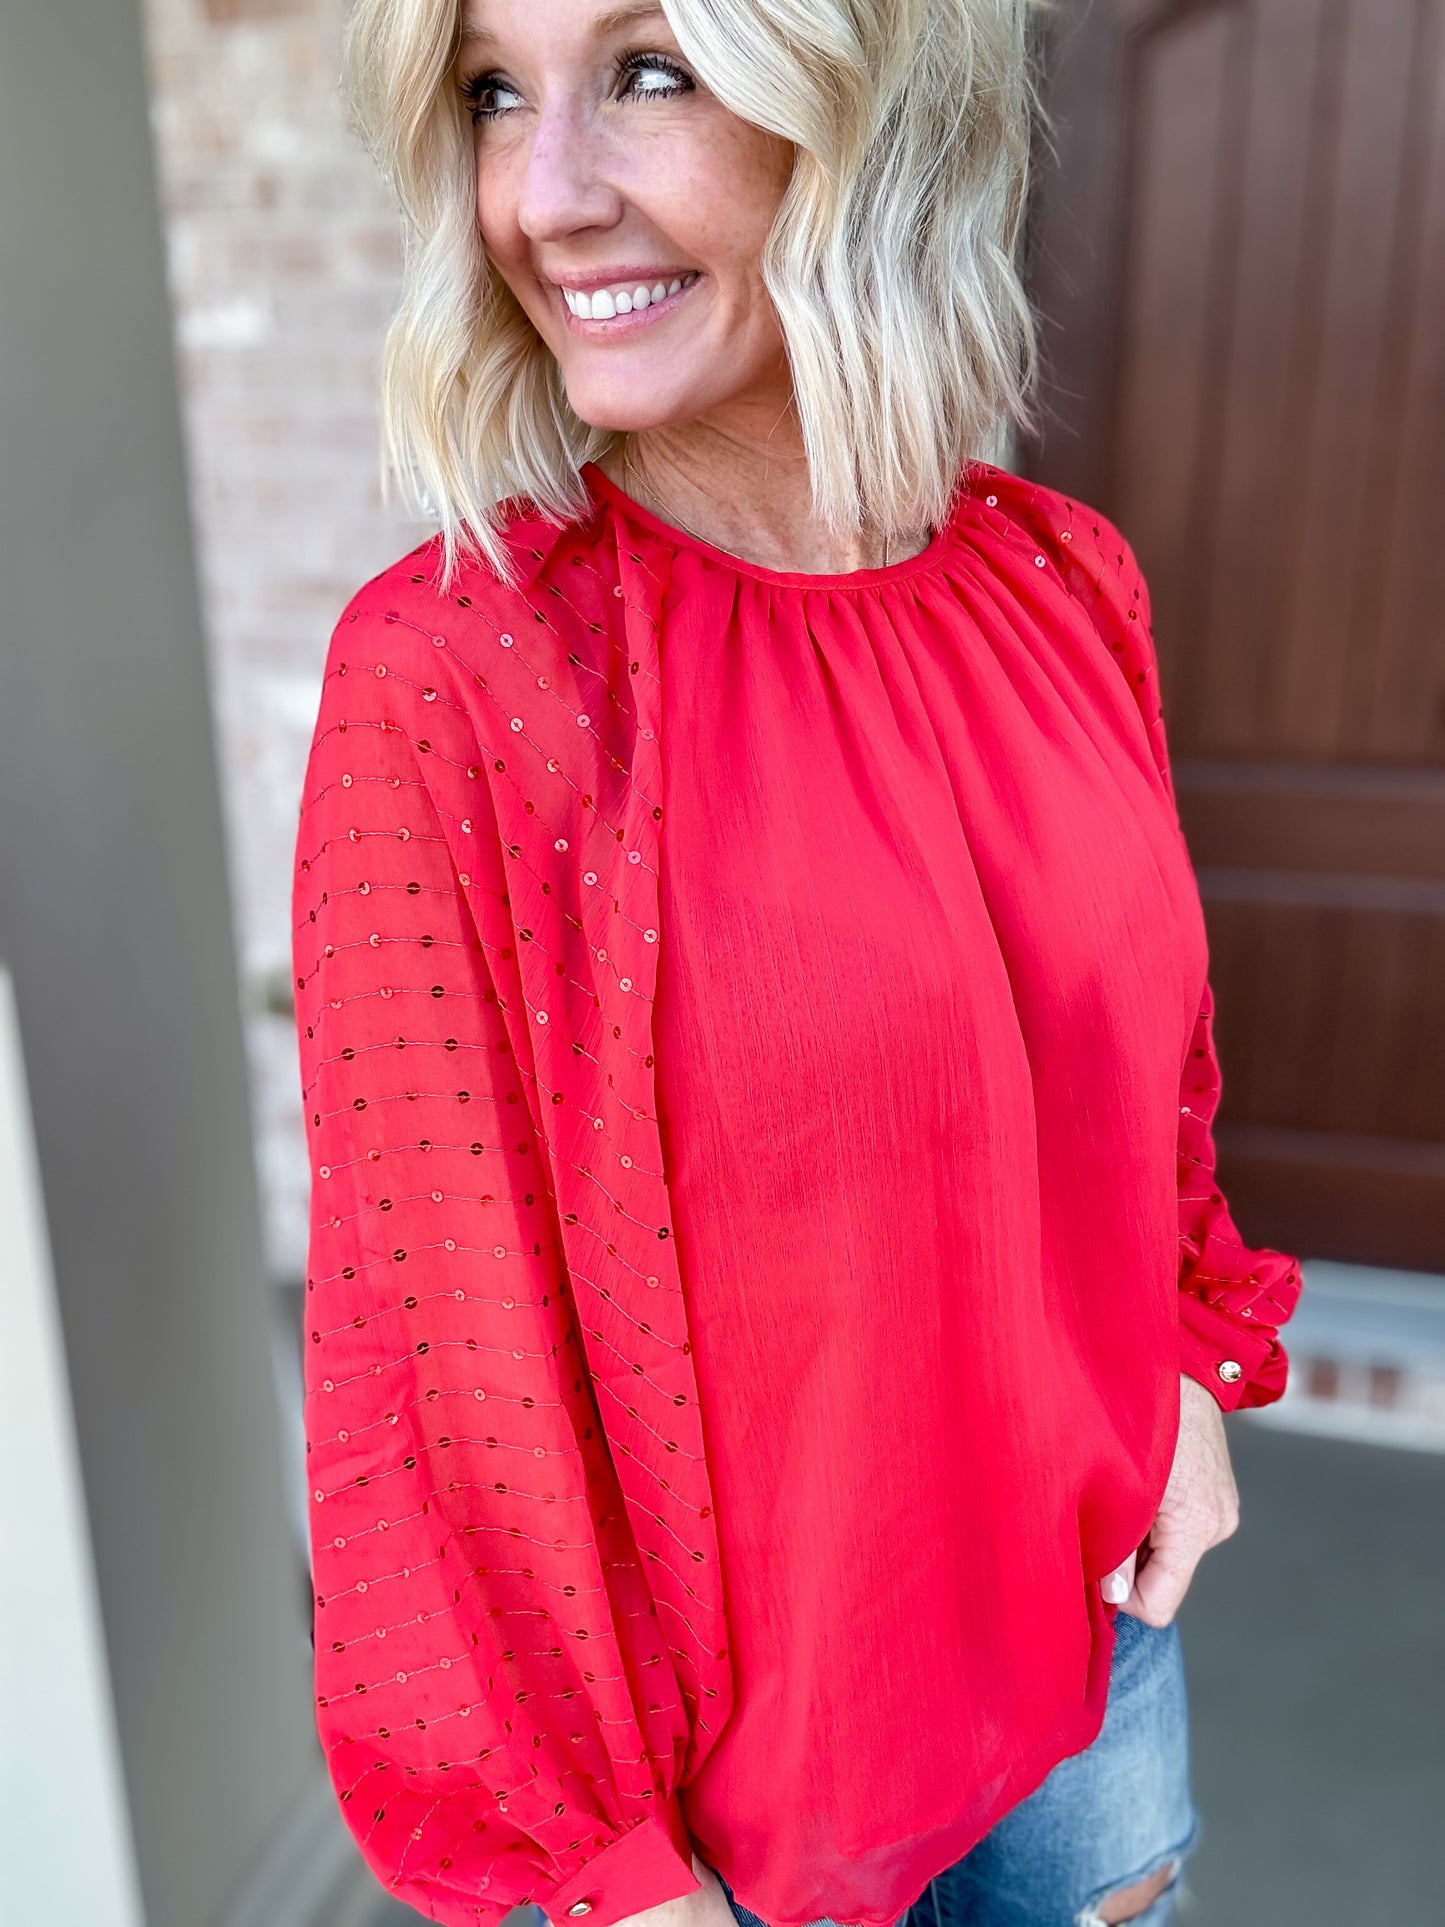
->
[[459, 3, 668, 43]]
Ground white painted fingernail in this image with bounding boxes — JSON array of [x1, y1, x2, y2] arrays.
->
[[1103, 1572, 1130, 1603]]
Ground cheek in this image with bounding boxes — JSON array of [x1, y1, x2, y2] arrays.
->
[[685, 127, 792, 287], [473, 146, 518, 266]]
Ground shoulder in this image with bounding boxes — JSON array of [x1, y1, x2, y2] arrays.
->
[[334, 496, 575, 644], [305, 487, 634, 801], [964, 463, 1170, 768], [320, 496, 602, 706], [967, 463, 1152, 633]]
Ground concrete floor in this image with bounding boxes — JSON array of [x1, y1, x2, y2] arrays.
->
[[1178, 1419, 1445, 1925]]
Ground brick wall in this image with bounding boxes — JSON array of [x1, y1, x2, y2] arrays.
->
[[142, 0, 430, 1277]]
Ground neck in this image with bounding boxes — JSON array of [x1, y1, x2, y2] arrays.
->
[[597, 420, 931, 575]]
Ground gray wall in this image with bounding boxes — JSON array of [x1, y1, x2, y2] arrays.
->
[[0, 3, 325, 1920]]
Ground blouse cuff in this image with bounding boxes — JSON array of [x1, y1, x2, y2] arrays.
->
[[548, 1795, 698, 1927], [1178, 1289, 1289, 1413]]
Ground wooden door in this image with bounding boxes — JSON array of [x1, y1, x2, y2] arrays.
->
[[1024, 0, 1445, 1270]]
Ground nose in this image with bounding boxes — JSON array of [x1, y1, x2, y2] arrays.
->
[[515, 103, 623, 244]]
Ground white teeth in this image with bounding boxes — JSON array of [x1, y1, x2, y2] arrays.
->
[[562, 271, 696, 320]]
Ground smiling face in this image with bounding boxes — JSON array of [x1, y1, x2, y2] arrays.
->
[[458, 0, 796, 436]]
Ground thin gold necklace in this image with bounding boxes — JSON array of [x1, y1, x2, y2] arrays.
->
[[620, 436, 897, 570]]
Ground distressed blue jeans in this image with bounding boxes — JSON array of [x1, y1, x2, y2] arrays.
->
[[711, 1609, 1199, 1927]]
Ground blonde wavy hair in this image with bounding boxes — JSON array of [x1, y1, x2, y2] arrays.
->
[[343, 0, 1047, 586]]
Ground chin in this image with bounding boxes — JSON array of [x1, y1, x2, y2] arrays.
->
[[560, 368, 707, 436]]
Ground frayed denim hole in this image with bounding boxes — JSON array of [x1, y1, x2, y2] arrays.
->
[[1073, 1812, 1199, 1927]]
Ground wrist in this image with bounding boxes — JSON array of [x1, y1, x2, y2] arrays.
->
[[612, 1854, 728, 1927], [1178, 1292, 1278, 1411], [547, 1804, 698, 1927]]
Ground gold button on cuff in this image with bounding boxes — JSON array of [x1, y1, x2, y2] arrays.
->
[[568, 1904, 593, 1917], [1217, 1359, 1243, 1384]]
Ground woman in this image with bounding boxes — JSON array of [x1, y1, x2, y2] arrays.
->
[[292, 2, 1302, 1925]]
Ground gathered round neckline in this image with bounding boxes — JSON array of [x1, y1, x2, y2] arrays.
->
[[580, 459, 973, 591]]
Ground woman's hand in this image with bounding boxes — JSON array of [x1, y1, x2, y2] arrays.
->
[[1100, 1373, 1241, 1626], [610, 1854, 739, 1927]]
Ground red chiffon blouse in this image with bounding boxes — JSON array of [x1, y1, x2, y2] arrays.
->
[[292, 461, 1301, 1927]]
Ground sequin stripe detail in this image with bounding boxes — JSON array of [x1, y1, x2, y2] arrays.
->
[[333, 547, 720, 1880], [317, 932, 472, 963], [308, 1109, 500, 1148], [401, 586, 668, 827], [306, 1420, 679, 1837], [336, 1603, 602, 1664], [310, 1290, 569, 1345], [308, 1291, 562, 1349], [311, 656, 637, 1150], [591, 1377, 704, 1468], [548, 944, 660, 1016], [433, 562, 728, 1479], [333, 646, 666, 1049], [500, 578, 697, 1364], [567, 1288, 699, 1392], [306, 1035, 516, 1080], [310, 1389, 574, 1458], [369, 593, 724, 1765], [314, 1194, 539, 1240], [367, 1688, 689, 1911], [315, 1449, 593, 1518], [399, 661, 667, 1066], [326, 879, 470, 908], [295, 621, 699, 1916], [1179, 1258, 1299, 1329], [565, 1239, 687, 1322], [302, 1146, 530, 1194], [296, 1068, 529, 1143], [534, 570, 659, 719], [324, 1619, 631, 1715], [583, 1378, 704, 1480], [295, 818, 450, 867], [547, 521, 676, 744], [333, 1725, 623, 1877], [562, 515, 673, 620], [308, 729, 470, 807], [313, 1393, 578, 1460], [323, 673, 662, 950], [561, 1213, 688, 1303], [558, 1018, 665, 1089], [336, 634, 639, 849], [311, 891, 499, 946], [327, 1533, 601, 1595], [560, 1174, 690, 1264]]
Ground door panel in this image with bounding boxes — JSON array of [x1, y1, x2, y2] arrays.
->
[[1026, 0, 1445, 1267]]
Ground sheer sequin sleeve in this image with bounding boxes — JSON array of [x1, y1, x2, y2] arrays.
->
[[292, 602, 700, 1926], [1021, 477, 1303, 1412]]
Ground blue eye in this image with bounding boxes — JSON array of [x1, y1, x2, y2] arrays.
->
[[458, 49, 693, 126], [615, 51, 693, 101], [460, 72, 523, 123]]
